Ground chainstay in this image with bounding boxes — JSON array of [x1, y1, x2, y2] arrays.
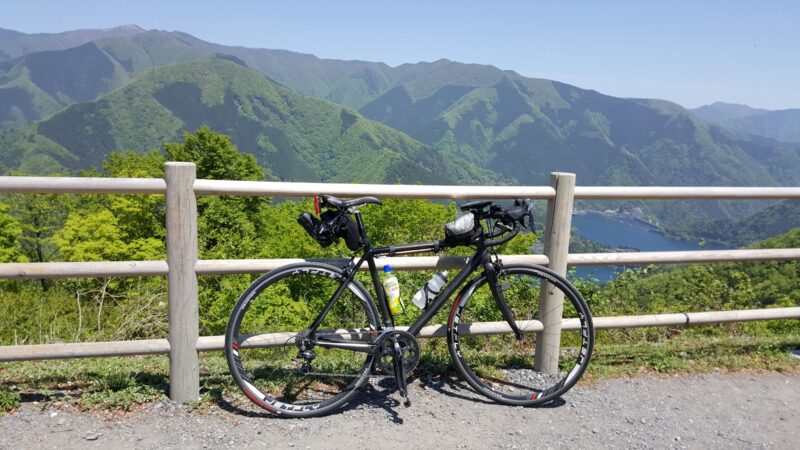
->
[[298, 371, 392, 380]]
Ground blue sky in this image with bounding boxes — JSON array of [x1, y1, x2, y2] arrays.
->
[[2, 1, 798, 109]]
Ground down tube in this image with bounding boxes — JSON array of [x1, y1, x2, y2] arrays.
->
[[406, 252, 485, 336]]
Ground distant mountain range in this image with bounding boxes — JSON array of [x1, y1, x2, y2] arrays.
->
[[0, 26, 516, 129], [0, 57, 460, 184], [692, 102, 800, 144], [358, 77, 800, 189], [0, 25, 145, 62], [667, 200, 800, 247], [2, 26, 800, 228]]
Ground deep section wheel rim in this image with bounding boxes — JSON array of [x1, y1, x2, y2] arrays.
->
[[226, 264, 378, 416], [448, 265, 593, 406]]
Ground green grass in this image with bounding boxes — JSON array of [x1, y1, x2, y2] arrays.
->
[[0, 388, 20, 415], [586, 332, 800, 379], [0, 356, 169, 411], [0, 332, 797, 412]]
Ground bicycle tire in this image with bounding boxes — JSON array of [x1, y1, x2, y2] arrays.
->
[[447, 264, 594, 406], [225, 262, 380, 417]]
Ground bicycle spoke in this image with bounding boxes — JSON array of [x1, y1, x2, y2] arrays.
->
[[448, 265, 593, 405], [226, 264, 378, 417]]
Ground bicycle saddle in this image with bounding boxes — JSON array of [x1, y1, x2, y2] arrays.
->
[[320, 195, 382, 209], [459, 200, 492, 211]]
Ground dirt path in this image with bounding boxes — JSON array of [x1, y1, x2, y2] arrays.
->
[[1, 372, 798, 449]]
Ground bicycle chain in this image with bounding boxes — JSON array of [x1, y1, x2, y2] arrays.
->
[[294, 371, 392, 380]]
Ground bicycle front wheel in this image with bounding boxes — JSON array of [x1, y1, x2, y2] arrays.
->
[[225, 262, 380, 417], [447, 264, 593, 406]]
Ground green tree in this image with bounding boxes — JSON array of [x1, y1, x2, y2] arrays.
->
[[98, 150, 167, 246], [53, 211, 128, 262], [364, 198, 455, 247], [6, 194, 72, 263], [163, 127, 269, 333], [52, 210, 163, 263], [164, 127, 263, 181], [59, 150, 168, 262], [0, 202, 25, 263]]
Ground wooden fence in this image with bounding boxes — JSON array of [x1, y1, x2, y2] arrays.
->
[[1, 164, 799, 401]]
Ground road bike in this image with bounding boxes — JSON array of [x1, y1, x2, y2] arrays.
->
[[225, 196, 594, 417]]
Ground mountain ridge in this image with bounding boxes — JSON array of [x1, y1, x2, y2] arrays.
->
[[0, 57, 476, 184], [0, 27, 536, 125], [692, 102, 800, 144], [360, 75, 800, 187], [3, 25, 800, 227], [0, 25, 145, 62]]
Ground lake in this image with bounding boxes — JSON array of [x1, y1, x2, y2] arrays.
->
[[569, 212, 730, 282]]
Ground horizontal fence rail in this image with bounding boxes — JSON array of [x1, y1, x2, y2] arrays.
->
[[0, 261, 169, 279], [566, 248, 800, 266], [1, 169, 799, 401], [2, 306, 798, 362], [0, 176, 166, 194], [4, 175, 800, 199], [574, 186, 800, 199], [5, 248, 800, 279], [192, 179, 557, 199]]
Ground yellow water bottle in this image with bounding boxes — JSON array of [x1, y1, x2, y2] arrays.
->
[[382, 265, 404, 314]]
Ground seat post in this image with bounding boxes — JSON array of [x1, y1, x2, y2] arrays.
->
[[353, 209, 370, 248]]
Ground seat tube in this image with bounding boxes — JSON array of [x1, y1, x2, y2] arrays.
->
[[367, 253, 394, 328]]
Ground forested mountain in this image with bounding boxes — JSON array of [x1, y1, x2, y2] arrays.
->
[[666, 200, 800, 246], [0, 57, 469, 184], [0, 30, 211, 128], [360, 77, 800, 188], [358, 75, 800, 225], [692, 102, 768, 123], [2, 25, 800, 227], [0, 25, 145, 61], [0, 28, 510, 127], [693, 102, 800, 144]]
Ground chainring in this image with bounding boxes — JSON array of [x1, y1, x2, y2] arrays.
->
[[377, 330, 420, 375]]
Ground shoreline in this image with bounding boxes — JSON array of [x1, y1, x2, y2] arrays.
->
[[573, 208, 662, 230]]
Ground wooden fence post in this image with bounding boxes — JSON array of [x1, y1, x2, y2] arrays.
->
[[534, 172, 576, 373], [165, 162, 199, 402]]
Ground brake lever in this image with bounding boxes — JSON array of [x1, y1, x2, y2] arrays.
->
[[523, 199, 534, 230]]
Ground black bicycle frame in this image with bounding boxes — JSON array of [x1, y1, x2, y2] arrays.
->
[[309, 209, 499, 354]]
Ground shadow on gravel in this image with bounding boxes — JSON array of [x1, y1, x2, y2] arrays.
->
[[341, 380, 405, 424], [208, 380, 404, 423], [418, 374, 494, 405], [10, 370, 170, 404], [418, 374, 567, 409], [208, 389, 274, 419], [210, 374, 567, 421], [18, 391, 68, 402]]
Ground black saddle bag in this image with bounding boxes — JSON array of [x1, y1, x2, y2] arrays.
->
[[297, 210, 363, 251]]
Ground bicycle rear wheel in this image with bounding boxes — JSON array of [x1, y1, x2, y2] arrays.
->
[[447, 264, 593, 406], [225, 262, 379, 417]]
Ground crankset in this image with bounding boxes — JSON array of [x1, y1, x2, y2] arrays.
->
[[376, 330, 420, 375], [375, 329, 419, 406]]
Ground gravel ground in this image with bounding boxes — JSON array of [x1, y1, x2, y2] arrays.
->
[[1, 372, 798, 449]]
